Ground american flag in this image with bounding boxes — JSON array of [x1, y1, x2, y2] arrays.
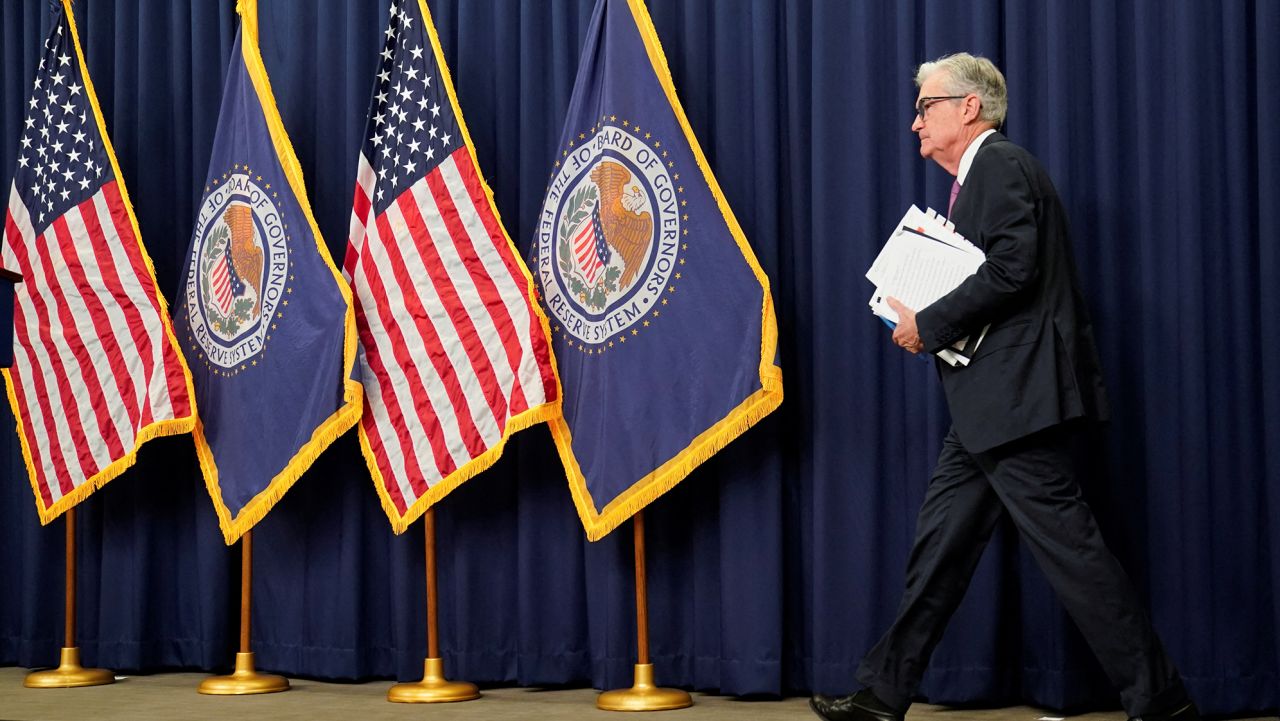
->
[[2, 6, 194, 523], [210, 250, 234, 315], [573, 205, 611, 286], [344, 0, 559, 531]]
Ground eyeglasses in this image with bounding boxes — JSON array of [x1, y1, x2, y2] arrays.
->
[[914, 95, 966, 118]]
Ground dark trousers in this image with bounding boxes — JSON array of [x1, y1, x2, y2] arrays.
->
[[855, 423, 1185, 717]]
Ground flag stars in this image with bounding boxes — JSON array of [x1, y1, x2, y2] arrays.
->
[[411, 45, 424, 60]]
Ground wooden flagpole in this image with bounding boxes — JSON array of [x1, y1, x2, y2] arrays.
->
[[24, 507, 115, 688], [597, 510, 692, 711], [388, 506, 479, 703], [197, 530, 289, 694]]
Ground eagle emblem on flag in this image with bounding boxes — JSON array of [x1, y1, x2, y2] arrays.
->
[[542, 123, 679, 328], [184, 166, 290, 370]]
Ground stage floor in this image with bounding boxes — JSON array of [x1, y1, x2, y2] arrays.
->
[[0, 667, 1271, 721]]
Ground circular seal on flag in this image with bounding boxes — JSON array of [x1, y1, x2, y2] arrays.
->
[[536, 123, 681, 345], [184, 169, 289, 370]]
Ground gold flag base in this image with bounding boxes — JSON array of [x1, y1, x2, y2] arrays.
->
[[24, 647, 115, 688], [596, 664, 692, 711], [387, 657, 479, 703], [197, 652, 289, 695]]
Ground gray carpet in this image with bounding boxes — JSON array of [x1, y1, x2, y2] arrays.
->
[[1, 668, 1273, 721]]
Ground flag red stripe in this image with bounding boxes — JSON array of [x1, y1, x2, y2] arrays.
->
[[364, 210, 463, 484], [346, 181, 372, 278], [352, 294, 422, 510], [359, 403, 409, 514], [7, 357, 55, 509], [396, 185, 506, 440], [449, 153, 558, 403], [400, 181, 509, 432], [64, 200, 143, 434], [5, 213, 59, 503], [4, 218, 93, 490], [423, 166, 530, 418], [47, 216, 128, 461], [100, 181, 190, 419], [10, 301, 66, 500], [371, 203, 486, 459]]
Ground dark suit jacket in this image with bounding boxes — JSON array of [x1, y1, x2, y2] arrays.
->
[[916, 132, 1109, 453]]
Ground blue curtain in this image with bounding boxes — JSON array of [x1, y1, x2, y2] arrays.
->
[[1, 1, 1276, 716]]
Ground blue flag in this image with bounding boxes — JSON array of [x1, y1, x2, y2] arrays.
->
[[534, 0, 783, 541], [175, 0, 361, 544]]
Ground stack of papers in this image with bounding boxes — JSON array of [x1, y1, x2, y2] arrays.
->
[[866, 205, 989, 366]]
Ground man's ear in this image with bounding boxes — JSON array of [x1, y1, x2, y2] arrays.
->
[[964, 94, 983, 122]]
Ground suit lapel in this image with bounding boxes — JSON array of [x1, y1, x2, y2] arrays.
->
[[950, 132, 1008, 251]]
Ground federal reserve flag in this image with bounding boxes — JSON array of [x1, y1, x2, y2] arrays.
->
[[345, 0, 560, 533], [175, 0, 361, 544], [534, 0, 783, 541], [2, 0, 195, 524]]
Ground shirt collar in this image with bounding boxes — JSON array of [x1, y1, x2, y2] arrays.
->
[[956, 128, 998, 186]]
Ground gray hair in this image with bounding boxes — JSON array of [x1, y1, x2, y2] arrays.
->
[[915, 53, 1007, 127]]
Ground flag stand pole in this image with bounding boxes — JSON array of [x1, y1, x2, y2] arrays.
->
[[24, 508, 114, 688], [198, 530, 289, 694], [597, 511, 692, 711], [388, 507, 479, 703]]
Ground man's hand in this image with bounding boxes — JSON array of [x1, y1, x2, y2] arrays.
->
[[887, 297, 924, 354]]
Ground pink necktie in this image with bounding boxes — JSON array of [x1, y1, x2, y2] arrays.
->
[[948, 179, 961, 216]]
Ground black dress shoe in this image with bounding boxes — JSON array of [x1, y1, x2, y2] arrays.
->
[[808, 689, 905, 721], [1130, 700, 1203, 721]]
